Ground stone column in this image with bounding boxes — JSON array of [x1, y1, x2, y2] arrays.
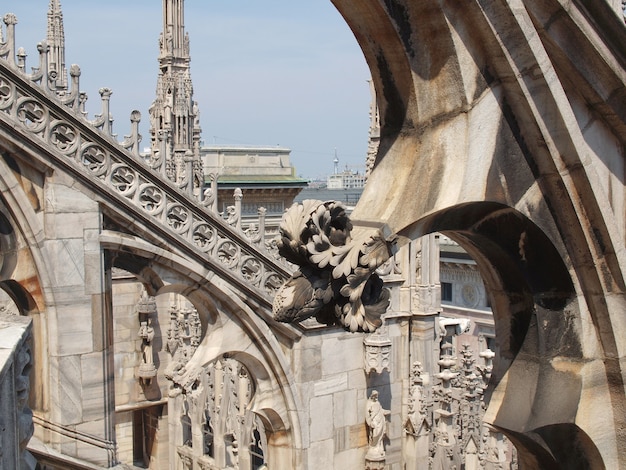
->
[[404, 361, 430, 467], [37, 175, 115, 466], [431, 340, 461, 470]]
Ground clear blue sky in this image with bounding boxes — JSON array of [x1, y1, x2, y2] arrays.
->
[[5, 1, 372, 180]]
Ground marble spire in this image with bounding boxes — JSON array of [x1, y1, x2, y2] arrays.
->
[[46, 0, 67, 90], [149, 0, 203, 195]]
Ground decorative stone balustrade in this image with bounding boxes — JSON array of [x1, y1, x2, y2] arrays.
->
[[0, 19, 291, 304]]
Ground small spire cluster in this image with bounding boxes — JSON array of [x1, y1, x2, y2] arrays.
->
[[149, 0, 203, 197]]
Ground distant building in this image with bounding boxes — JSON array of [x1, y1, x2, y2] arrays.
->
[[295, 186, 363, 213], [201, 145, 307, 227], [438, 234, 496, 355], [327, 169, 367, 189]]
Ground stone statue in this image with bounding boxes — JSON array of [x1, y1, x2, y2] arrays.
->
[[165, 29, 173, 53], [137, 319, 157, 383], [366, 390, 389, 460], [225, 205, 238, 227], [139, 319, 155, 364]]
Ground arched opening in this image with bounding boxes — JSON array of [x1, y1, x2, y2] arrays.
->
[[104, 242, 298, 469], [0, 210, 18, 280], [0, 280, 39, 316], [170, 353, 272, 469], [399, 202, 606, 467], [106, 259, 170, 468], [506, 423, 606, 469], [402, 201, 576, 377], [0, 203, 45, 414], [107, 250, 225, 468]]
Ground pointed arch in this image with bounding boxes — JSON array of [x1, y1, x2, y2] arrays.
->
[[333, 0, 625, 466], [100, 230, 306, 466]]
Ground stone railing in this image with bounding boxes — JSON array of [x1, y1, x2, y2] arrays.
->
[[0, 14, 291, 304], [0, 13, 141, 154], [0, 313, 35, 470]]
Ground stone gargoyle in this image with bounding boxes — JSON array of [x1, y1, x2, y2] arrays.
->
[[272, 199, 397, 332]]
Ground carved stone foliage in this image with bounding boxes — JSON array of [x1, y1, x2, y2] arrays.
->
[[272, 199, 396, 332]]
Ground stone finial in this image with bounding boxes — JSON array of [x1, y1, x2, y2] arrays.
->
[[137, 290, 157, 315], [478, 348, 495, 383], [364, 327, 392, 374], [16, 47, 26, 71], [3, 13, 18, 26]]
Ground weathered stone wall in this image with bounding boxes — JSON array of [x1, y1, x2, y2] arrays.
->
[[284, 241, 440, 469], [35, 171, 113, 466], [291, 327, 368, 468]]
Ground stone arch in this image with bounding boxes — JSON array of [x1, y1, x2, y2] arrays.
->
[[105, 242, 294, 467], [0, 209, 18, 281], [0, 280, 39, 316], [0, 156, 52, 316], [330, 1, 625, 466], [402, 202, 576, 366], [101, 231, 305, 466], [108, 249, 221, 344], [222, 351, 289, 433], [505, 423, 605, 470], [204, 351, 289, 469], [0, 161, 54, 414], [395, 201, 606, 466]]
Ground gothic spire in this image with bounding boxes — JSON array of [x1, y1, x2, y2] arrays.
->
[[149, 0, 203, 196], [160, 0, 189, 61], [47, 0, 67, 90]]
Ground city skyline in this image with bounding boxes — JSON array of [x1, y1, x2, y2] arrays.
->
[[6, 1, 372, 179]]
